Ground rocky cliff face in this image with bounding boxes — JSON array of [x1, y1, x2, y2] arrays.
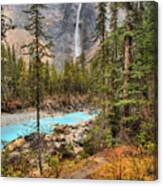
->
[[3, 3, 97, 70]]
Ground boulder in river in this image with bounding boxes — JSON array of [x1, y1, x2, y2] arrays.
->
[[54, 125, 67, 133], [6, 137, 25, 152], [44, 135, 52, 142]]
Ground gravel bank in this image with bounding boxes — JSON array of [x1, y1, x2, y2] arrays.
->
[[1, 110, 63, 127]]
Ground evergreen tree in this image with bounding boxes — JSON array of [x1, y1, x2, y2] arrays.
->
[[1, 43, 10, 110], [96, 3, 107, 53], [1, 7, 15, 110], [109, 2, 118, 61], [123, 2, 133, 117], [130, 2, 158, 149], [49, 64, 58, 95], [79, 52, 85, 72], [74, 53, 88, 94], [114, 2, 134, 142], [23, 4, 54, 175], [96, 2, 108, 113], [11, 45, 18, 97], [63, 61, 74, 93], [26, 60, 35, 104], [87, 1, 157, 151], [17, 57, 28, 100], [43, 61, 50, 94]]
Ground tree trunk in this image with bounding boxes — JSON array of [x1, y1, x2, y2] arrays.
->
[[102, 20, 107, 114], [36, 57, 43, 175], [119, 4, 133, 142], [35, 9, 43, 175], [124, 12, 132, 117]]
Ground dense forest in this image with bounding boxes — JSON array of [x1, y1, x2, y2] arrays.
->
[[1, 2, 158, 180]]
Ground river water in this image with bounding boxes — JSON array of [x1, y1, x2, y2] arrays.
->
[[1, 111, 97, 148]]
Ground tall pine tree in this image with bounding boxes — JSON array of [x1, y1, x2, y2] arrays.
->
[[23, 4, 54, 175]]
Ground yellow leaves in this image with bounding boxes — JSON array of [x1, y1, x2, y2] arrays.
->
[[91, 163, 115, 180], [90, 155, 156, 180]]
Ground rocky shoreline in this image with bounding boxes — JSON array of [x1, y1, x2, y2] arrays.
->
[[3, 120, 93, 159]]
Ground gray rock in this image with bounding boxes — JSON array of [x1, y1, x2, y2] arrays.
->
[[73, 146, 83, 154], [3, 3, 97, 70], [54, 142, 61, 149]]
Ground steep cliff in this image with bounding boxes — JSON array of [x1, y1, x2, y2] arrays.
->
[[3, 3, 97, 70]]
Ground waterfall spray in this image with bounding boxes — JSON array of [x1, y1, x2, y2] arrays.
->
[[74, 3, 82, 58]]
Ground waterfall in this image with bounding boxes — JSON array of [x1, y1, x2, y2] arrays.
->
[[74, 3, 82, 58]]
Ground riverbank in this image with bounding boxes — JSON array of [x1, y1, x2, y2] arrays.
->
[[1, 93, 95, 127], [1, 109, 64, 127], [1, 111, 97, 149], [2, 94, 92, 114], [1, 120, 93, 177], [3, 121, 91, 153]]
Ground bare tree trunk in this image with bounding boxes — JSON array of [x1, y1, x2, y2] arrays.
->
[[124, 37, 132, 117], [36, 58, 43, 175], [102, 24, 107, 114], [35, 9, 43, 175], [124, 11, 132, 117], [120, 3, 133, 141]]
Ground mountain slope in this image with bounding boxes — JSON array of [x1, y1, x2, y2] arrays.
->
[[3, 3, 97, 70]]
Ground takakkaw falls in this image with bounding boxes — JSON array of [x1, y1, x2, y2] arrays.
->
[[1, 3, 96, 149], [74, 3, 82, 58]]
